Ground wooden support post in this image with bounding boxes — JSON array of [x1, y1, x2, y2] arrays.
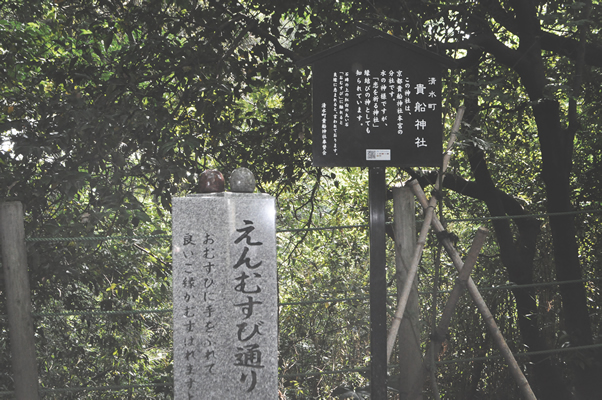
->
[[386, 187, 437, 362], [409, 182, 537, 400], [393, 186, 422, 400], [0, 202, 40, 400]]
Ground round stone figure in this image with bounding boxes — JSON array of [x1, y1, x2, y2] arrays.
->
[[229, 167, 256, 193], [198, 169, 225, 193]]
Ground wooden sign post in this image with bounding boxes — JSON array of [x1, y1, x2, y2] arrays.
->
[[0, 202, 40, 400], [368, 166, 387, 398], [298, 26, 454, 399]]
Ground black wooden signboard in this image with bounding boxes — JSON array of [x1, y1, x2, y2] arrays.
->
[[298, 29, 455, 167]]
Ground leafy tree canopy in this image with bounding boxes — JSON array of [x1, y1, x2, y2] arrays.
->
[[1, 0, 602, 398]]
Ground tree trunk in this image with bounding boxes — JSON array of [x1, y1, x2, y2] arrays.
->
[[532, 99, 602, 399], [472, 0, 602, 395], [464, 144, 573, 400]]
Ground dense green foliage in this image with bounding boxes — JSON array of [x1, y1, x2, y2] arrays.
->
[[1, 0, 602, 398]]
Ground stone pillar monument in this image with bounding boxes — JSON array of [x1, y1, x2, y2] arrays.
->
[[172, 169, 277, 399]]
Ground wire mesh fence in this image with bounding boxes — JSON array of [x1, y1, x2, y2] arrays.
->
[[0, 209, 601, 398]]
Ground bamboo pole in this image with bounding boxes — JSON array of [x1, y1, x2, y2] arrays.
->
[[431, 227, 488, 353], [410, 182, 537, 400], [408, 227, 489, 398], [386, 106, 465, 362], [0, 202, 40, 400]]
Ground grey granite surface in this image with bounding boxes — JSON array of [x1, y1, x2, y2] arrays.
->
[[172, 193, 277, 399]]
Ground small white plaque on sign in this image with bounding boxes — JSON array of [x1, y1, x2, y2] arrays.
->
[[366, 149, 391, 161]]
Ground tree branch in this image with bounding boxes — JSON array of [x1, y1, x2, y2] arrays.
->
[[486, 0, 602, 68], [541, 31, 602, 67], [438, 0, 602, 69], [243, 16, 301, 63], [409, 171, 533, 222]]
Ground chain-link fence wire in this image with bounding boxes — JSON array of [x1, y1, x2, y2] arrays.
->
[[0, 209, 600, 398]]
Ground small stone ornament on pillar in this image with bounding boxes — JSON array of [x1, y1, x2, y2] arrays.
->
[[229, 167, 256, 193], [198, 169, 225, 193]]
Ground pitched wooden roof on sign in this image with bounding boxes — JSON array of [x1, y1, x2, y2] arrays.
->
[[296, 25, 456, 69]]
